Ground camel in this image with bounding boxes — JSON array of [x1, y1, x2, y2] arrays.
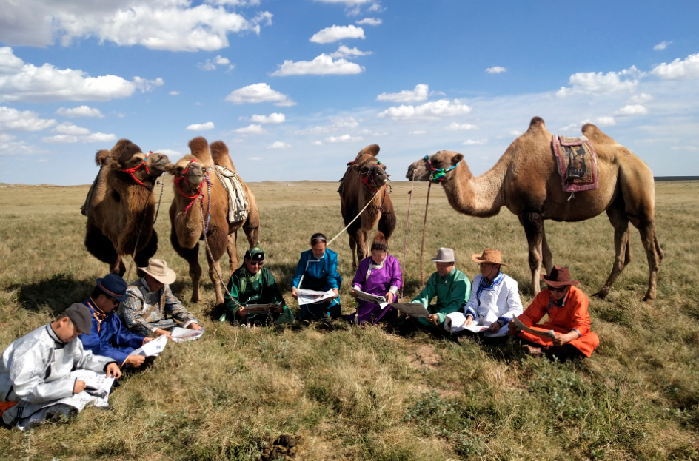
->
[[340, 144, 396, 267], [406, 116, 663, 301], [84, 139, 172, 276], [168, 137, 260, 305]]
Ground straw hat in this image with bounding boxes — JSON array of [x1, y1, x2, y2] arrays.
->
[[471, 248, 507, 266], [541, 266, 579, 287], [139, 259, 176, 284], [431, 247, 457, 263]]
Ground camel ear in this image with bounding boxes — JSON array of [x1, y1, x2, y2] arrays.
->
[[95, 149, 111, 166], [452, 153, 464, 165], [359, 144, 380, 157]]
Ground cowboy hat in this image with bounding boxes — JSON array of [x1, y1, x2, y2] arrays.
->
[[541, 266, 579, 287], [139, 259, 176, 284], [431, 247, 457, 263], [471, 248, 507, 266]]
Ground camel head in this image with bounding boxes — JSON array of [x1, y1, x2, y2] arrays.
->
[[105, 139, 171, 187], [406, 150, 468, 183], [168, 155, 208, 198], [353, 144, 389, 191]]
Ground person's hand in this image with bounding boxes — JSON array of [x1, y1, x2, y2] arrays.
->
[[238, 307, 247, 317], [291, 287, 298, 299], [332, 288, 339, 299], [142, 337, 154, 344], [386, 292, 394, 304], [125, 354, 145, 367], [189, 323, 202, 331], [508, 320, 520, 334], [154, 329, 172, 339], [73, 379, 86, 394], [350, 288, 358, 298], [464, 314, 473, 326], [488, 321, 501, 332], [553, 332, 576, 347], [428, 314, 439, 326], [106, 363, 122, 379]]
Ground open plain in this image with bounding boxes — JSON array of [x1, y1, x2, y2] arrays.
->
[[0, 179, 698, 460]]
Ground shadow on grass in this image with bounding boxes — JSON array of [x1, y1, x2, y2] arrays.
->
[[11, 273, 94, 316]]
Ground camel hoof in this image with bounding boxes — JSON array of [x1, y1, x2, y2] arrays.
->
[[190, 296, 199, 304], [593, 289, 609, 299], [642, 293, 656, 302]]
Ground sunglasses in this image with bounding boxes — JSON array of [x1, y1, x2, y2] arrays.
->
[[249, 261, 264, 266], [108, 297, 120, 306], [548, 286, 568, 293]]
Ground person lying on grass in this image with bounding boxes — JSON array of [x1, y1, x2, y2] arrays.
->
[[508, 266, 599, 360], [444, 248, 523, 336], [119, 259, 201, 338], [405, 247, 471, 332], [220, 247, 294, 326], [80, 274, 157, 369], [0, 304, 121, 430]]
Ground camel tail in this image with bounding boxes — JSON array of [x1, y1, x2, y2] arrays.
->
[[378, 197, 397, 241], [210, 140, 236, 171], [189, 136, 214, 166]]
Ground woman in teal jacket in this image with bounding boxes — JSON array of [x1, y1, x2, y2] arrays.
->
[[291, 233, 342, 320]]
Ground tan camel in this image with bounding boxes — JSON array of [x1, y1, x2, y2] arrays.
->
[[168, 137, 260, 305], [406, 116, 663, 301], [340, 144, 396, 267], [84, 139, 172, 275]]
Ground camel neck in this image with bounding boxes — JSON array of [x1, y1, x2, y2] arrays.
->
[[442, 160, 506, 217]]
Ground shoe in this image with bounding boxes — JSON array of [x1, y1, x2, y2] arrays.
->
[[523, 345, 543, 356]]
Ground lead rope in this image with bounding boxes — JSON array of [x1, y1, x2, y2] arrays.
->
[[419, 181, 432, 288], [401, 171, 417, 300]]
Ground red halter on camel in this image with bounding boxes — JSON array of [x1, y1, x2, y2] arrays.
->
[[174, 158, 208, 215], [359, 161, 385, 193], [119, 152, 152, 187]]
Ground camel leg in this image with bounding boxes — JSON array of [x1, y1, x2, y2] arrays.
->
[[227, 233, 239, 278], [636, 221, 660, 302], [134, 231, 158, 279], [85, 222, 122, 274], [112, 256, 126, 277], [541, 229, 553, 275], [243, 212, 259, 248], [349, 235, 357, 268], [170, 229, 202, 303], [594, 206, 631, 299], [204, 226, 229, 306], [519, 211, 545, 296]]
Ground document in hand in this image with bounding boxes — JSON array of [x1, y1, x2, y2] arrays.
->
[[444, 312, 488, 333], [171, 327, 205, 343], [352, 288, 388, 309], [243, 303, 281, 314], [391, 302, 430, 318], [72, 370, 115, 399], [483, 323, 510, 338], [297, 288, 335, 306], [512, 317, 556, 339], [133, 334, 168, 357]]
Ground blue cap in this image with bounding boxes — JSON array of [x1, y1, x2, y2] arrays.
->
[[95, 274, 128, 301]]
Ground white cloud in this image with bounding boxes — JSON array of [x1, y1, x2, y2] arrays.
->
[[463, 139, 488, 145], [187, 122, 215, 130], [55, 106, 104, 118], [378, 99, 472, 121], [83, 132, 117, 143], [199, 55, 234, 71], [486, 66, 506, 74], [42, 134, 78, 144], [294, 117, 358, 135], [377, 84, 429, 102], [199, 60, 216, 71], [355, 18, 381, 25], [271, 54, 364, 76], [0, 1, 273, 51], [408, 130, 426, 135], [357, 128, 388, 136], [155, 148, 183, 157], [367, 3, 384, 12], [267, 141, 291, 149], [596, 116, 616, 126], [444, 122, 477, 131], [615, 105, 648, 116], [559, 117, 616, 132], [310, 25, 365, 44], [333, 117, 359, 128], [628, 93, 653, 104], [215, 55, 230, 65], [653, 41, 672, 51], [0, 106, 56, 132], [42, 122, 115, 143], [328, 45, 371, 58], [557, 66, 641, 97], [248, 156, 263, 160], [312, 141, 323, 145], [170, 91, 180, 96], [234, 124, 265, 134], [651, 53, 699, 79], [0, 47, 163, 103], [247, 113, 285, 124], [326, 134, 363, 143], [0, 137, 37, 156], [509, 129, 521, 136], [225, 83, 296, 106], [53, 122, 90, 136]]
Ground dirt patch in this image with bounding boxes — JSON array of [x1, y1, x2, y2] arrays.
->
[[409, 344, 441, 370]]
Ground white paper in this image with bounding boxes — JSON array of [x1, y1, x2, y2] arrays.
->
[[391, 302, 430, 318], [133, 334, 168, 357], [483, 323, 510, 338], [171, 327, 205, 342], [352, 288, 388, 309], [444, 312, 489, 333], [297, 288, 335, 306], [512, 317, 556, 339]]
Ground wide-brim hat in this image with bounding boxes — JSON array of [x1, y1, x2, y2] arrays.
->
[[139, 259, 176, 284], [471, 248, 507, 266], [431, 247, 457, 263], [541, 266, 579, 287], [96, 273, 128, 301]]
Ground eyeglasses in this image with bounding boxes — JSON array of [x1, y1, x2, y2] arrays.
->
[[108, 297, 120, 306], [548, 286, 567, 293], [249, 261, 264, 266]]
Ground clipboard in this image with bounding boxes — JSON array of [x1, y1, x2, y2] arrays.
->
[[390, 302, 430, 318], [352, 288, 387, 305]]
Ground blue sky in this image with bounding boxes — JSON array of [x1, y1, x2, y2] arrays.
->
[[1, 0, 698, 185]]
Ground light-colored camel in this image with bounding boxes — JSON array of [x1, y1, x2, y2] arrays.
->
[[406, 116, 663, 301], [340, 144, 396, 267], [168, 137, 260, 305], [84, 139, 172, 275]]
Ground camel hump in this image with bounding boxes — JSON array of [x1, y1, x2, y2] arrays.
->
[[210, 140, 236, 170], [95, 149, 111, 166], [358, 144, 380, 157], [189, 136, 214, 166], [528, 116, 545, 131], [582, 123, 616, 144], [110, 139, 143, 164]]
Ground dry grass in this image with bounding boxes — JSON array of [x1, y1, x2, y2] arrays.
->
[[1, 180, 698, 460]]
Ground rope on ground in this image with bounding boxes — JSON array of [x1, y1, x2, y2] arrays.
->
[[419, 181, 432, 288]]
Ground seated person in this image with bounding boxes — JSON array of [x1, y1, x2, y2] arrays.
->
[[291, 233, 343, 321], [221, 247, 294, 325], [408, 248, 471, 330], [119, 259, 202, 337], [81, 274, 155, 368], [509, 266, 599, 360], [445, 249, 523, 335], [346, 232, 402, 325], [1, 304, 121, 430]]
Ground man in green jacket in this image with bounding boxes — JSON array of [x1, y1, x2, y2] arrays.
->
[[221, 247, 294, 326], [410, 248, 471, 330]]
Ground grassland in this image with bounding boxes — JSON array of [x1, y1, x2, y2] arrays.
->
[[0, 179, 698, 461]]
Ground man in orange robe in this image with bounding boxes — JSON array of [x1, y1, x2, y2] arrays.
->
[[509, 266, 599, 359]]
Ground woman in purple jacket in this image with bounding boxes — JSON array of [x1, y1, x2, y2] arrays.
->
[[346, 233, 402, 325]]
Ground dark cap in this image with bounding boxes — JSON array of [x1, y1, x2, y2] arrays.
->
[[63, 303, 93, 335], [245, 247, 265, 262], [96, 273, 128, 301]]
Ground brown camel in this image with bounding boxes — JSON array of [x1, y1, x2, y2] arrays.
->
[[84, 139, 172, 275], [406, 116, 663, 301], [168, 137, 260, 305], [340, 144, 396, 267]]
